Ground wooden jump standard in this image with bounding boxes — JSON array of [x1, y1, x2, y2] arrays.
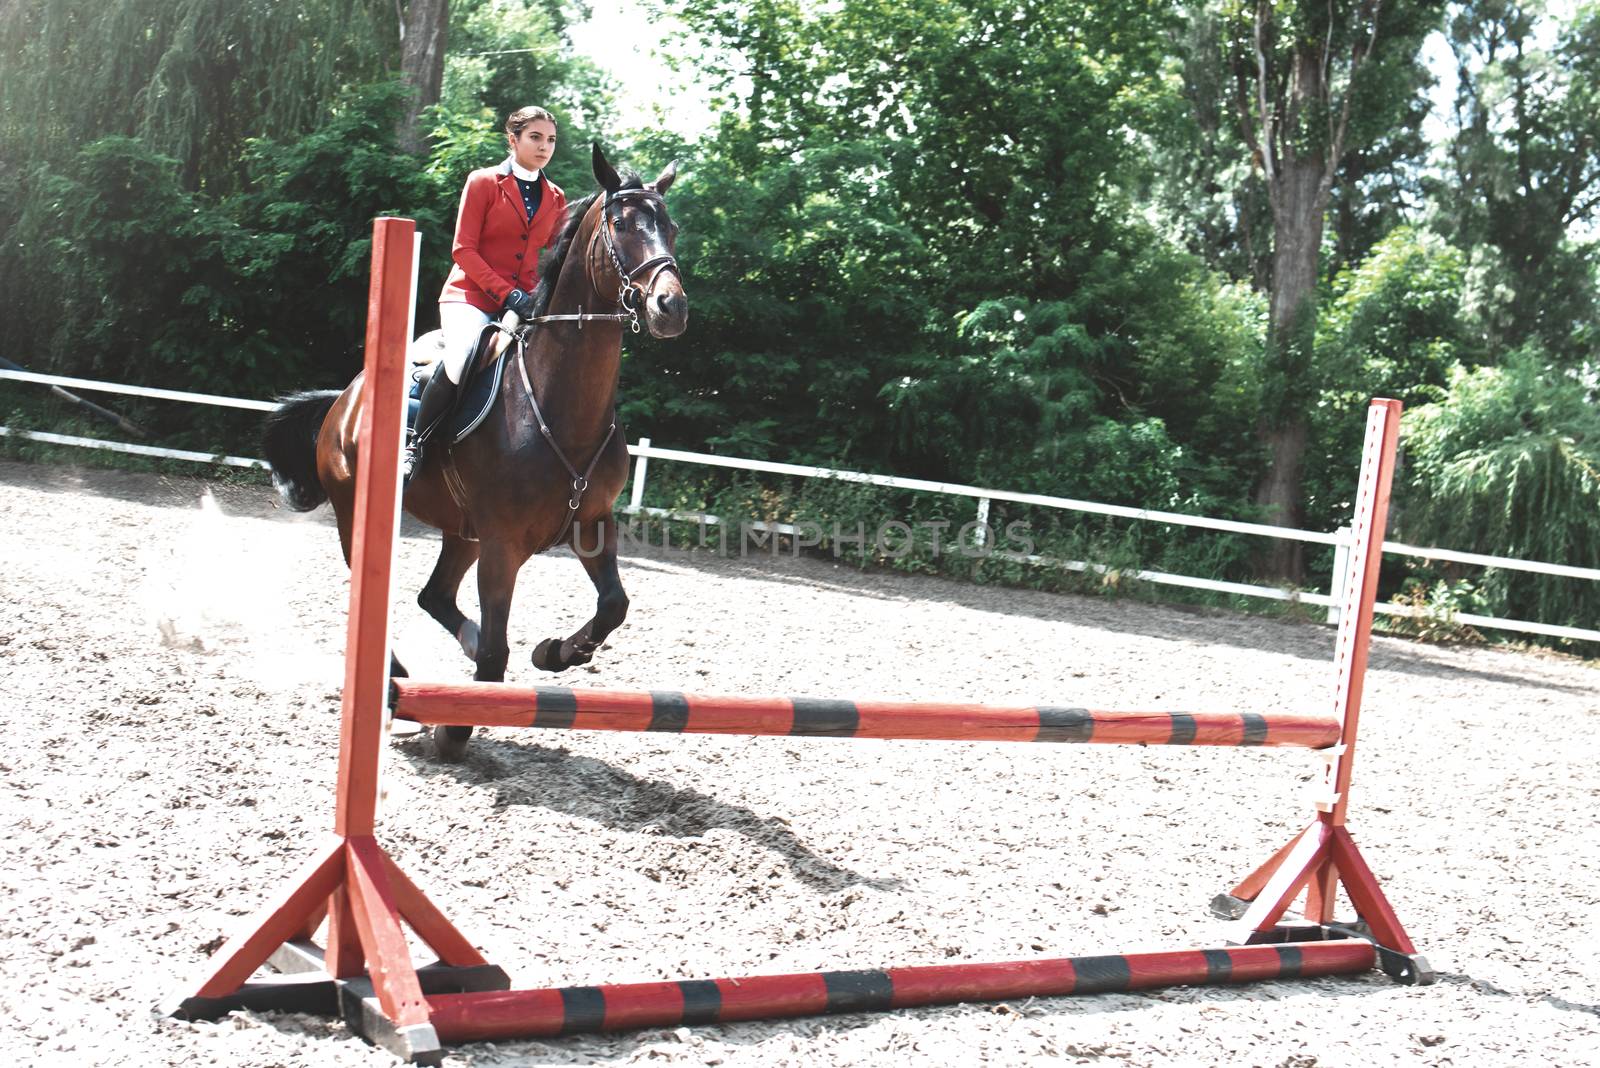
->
[[167, 218, 1430, 1063]]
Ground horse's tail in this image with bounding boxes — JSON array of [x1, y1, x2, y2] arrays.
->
[[262, 390, 340, 512]]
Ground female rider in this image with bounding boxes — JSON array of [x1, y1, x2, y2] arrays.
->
[[404, 105, 568, 484]]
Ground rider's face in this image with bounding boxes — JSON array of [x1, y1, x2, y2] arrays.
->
[[509, 120, 557, 172]]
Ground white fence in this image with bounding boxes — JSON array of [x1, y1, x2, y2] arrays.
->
[[3, 366, 1597, 645]]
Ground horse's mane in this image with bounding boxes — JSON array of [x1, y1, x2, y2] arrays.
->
[[531, 168, 644, 317]]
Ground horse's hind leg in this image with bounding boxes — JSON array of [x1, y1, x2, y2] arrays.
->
[[432, 537, 525, 761], [533, 515, 629, 672], [327, 462, 410, 678], [418, 533, 482, 661]]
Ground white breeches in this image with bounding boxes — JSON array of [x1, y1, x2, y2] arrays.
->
[[437, 302, 493, 384]]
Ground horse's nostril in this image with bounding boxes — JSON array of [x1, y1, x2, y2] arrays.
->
[[647, 291, 686, 322]]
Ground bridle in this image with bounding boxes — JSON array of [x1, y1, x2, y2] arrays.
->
[[520, 187, 681, 335], [595, 187, 680, 326]]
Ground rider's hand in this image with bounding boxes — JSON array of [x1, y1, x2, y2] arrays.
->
[[503, 288, 535, 318]]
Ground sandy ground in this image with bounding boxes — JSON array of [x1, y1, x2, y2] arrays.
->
[[0, 457, 1596, 1067]]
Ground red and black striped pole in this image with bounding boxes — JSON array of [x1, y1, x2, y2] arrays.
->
[[390, 681, 1343, 749], [427, 941, 1376, 1043]]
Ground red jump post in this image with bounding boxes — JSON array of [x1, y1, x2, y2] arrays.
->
[[166, 218, 505, 1061], [1210, 398, 1431, 984]]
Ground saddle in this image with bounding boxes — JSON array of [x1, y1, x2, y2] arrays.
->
[[405, 324, 511, 445], [405, 324, 516, 542]]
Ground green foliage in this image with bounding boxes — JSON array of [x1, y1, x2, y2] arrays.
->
[[0, 0, 395, 187], [445, 0, 615, 131], [1435, 0, 1600, 364], [617, 134, 930, 463], [223, 84, 454, 385], [1401, 351, 1600, 641], [0, 83, 448, 419], [1386, 577, 1489, 643], [674, 0, 1174, 299], [1302, 227, 1468, 528], [1320, 227, 1470, 386], [879, 246, 1263, 512], [435, 0, 616, 191], [628, 0, 1266, 539], [1202, 0, 1448, 573], [1148, 6, 1271, 289]]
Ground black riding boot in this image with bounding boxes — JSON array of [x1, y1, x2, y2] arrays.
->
[[402, 370, 461, 488]]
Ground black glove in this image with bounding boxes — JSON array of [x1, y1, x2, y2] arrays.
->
[[503, 288, 535, 318]]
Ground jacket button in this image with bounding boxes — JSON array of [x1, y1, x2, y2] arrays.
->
[[515, 252, 523, 259]]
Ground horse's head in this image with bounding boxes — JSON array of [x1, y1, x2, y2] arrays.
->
[[588, 143, 688, 338]]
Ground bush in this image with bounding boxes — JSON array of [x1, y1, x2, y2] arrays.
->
[[0, 82, 450, 453], [1400, 349, 1600, 646], [1303, 227, 1469, 534]]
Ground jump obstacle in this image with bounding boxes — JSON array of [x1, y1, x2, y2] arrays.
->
[[166, 218, 1432, 1062]]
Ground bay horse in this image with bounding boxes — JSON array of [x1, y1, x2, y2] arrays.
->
[[262, 145, 686, 760]]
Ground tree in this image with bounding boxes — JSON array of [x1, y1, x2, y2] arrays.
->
[[0, 0, 396, 188], [1220, 0, 1444, 579], [653, 0, 1279, 525], [1437, 1, 1600, 363], [1301, 226, 1468, 528], [664, 0, 1189, 455], [434, 0, 615, 150], [1324, 90, 1433, 279], [398, 0, 451, 154], [1154, 5, 1274, 290]]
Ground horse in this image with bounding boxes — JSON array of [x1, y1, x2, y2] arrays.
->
[[262, 145, 687, 760]]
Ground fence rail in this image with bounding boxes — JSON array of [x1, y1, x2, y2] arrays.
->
[[3, 368, 1596, 644]]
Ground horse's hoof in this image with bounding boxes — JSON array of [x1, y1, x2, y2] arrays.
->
[[431, 725, 473, 762], [532, 638, 567, 672]]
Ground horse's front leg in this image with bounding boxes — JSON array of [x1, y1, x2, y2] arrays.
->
[[432, 537, 524, 761], [532, 515, 629, 672], [418, 532, 483, 661]]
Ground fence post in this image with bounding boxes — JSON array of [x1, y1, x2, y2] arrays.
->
[[975, 497, 992, 549], [1327, 525, 1352, 625], [629, 436, 651, 511]]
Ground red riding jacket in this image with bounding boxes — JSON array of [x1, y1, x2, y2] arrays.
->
[[439, 158, 568, 313]]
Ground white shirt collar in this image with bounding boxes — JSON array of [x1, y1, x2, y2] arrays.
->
[[509, 159, 542, 182]]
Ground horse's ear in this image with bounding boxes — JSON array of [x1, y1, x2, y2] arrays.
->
[[650, 160, 678, 195], [592, 142, 622, 194]]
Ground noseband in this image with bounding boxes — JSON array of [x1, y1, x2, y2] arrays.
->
[[520, 188, 681, 334]]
